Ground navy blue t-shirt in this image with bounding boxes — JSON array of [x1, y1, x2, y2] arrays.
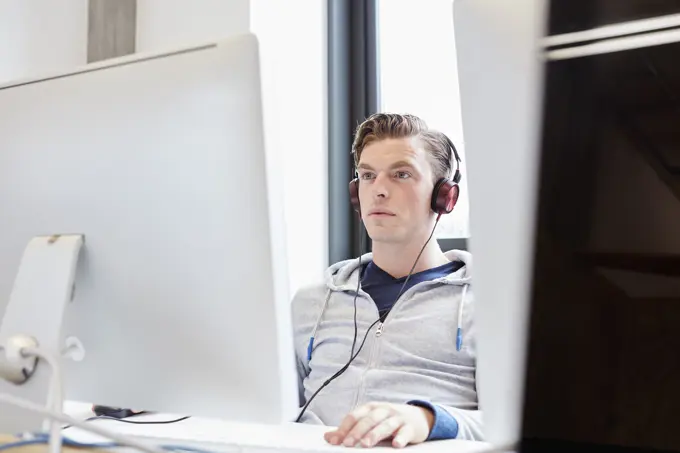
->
[[360, 260, 464, 319]]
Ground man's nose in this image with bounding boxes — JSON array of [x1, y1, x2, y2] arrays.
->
[[372, 173, 390, 199]]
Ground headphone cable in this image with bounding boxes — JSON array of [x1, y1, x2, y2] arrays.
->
[[350, 218, 365, 359], [388, 213, 443, 314]]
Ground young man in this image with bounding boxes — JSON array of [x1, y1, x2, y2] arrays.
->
[[292, 113, 482, 448]]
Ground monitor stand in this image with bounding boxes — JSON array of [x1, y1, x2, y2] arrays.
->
[[0, 235, 84, 433]]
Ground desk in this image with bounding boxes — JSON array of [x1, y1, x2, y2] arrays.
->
[[2, 409, 494, 453]]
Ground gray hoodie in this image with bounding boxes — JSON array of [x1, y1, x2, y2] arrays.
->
[[291, 249, 483, 440]]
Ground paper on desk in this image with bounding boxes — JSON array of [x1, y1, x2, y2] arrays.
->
[[61, 426, 115, 445]]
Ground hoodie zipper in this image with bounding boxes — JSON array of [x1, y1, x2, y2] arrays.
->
[[353, 325, 379, 409], [371, 284, 418, 338], [351, 292, 380, 410], [351, 287, 417, 409], [375, 323, 384, 337], [371, 274, 456, 337]]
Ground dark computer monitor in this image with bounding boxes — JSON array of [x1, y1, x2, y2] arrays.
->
[[455, 1, 680, 452], [524, 10, 680, 453]]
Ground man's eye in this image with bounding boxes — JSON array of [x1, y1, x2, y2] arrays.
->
[[360, 173, 375, 180], [395, 171, 411, 179]]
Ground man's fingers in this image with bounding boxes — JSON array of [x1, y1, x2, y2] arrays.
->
[[359, 415, 404, 448], [339, 404, 373, 434], [323, 431, 338, 445], [343, 407, 392, 447], [325, 404, 374, 445], [392, 424, 416, 449]]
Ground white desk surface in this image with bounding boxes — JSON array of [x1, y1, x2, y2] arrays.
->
[[62, 402, 495, 453]]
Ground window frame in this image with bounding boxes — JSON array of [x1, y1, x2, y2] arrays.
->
[[327, 0, 380, 264]]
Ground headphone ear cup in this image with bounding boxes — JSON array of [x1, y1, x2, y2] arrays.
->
[[431, 179, 460, 214], [349, 179, 360, 213]]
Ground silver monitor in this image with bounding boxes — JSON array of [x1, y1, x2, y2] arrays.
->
[[453, 0, 548, 447], [0, 33, 297, 433]]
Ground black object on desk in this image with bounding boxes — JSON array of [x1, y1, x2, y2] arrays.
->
[[92, 405, 146, 419]]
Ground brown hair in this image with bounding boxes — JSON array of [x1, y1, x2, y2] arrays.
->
[[351, 113, 455, 181]]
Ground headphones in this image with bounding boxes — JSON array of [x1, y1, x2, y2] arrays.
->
[[349, 134, 462, 215]]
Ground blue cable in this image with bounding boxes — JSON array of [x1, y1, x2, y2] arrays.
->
[[160, 445, 222, 453], [0, 433, 220, 453], [0, 439, 45, 451]]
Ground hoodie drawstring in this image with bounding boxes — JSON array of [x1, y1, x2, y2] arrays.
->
[[456, 284, 469, 351]]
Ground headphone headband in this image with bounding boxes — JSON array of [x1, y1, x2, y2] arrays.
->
[[442, 134, 462, 184]]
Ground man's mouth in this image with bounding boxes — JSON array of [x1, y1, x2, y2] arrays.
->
[[368, 209, 396, 217]]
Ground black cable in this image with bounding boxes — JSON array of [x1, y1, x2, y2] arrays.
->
[[295, 216, 442, 422], [387, 214, 442, 321], [295, 317, 381, 423], [350, 216, 365, 359], [63, 415, 190, 430], [93, 415, 191, 424]]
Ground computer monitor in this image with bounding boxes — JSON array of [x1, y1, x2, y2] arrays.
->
[[457, 1, 680, 452], [0, 33, 297, 433], [453, 0, 548, 447], [524, 10, 680, 453]]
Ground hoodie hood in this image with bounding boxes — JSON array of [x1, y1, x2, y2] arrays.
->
[[324, 249, 472, 292]]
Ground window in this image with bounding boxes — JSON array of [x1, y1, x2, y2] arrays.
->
[[251, 0, 328, 293], [378, 0, 470, 240]]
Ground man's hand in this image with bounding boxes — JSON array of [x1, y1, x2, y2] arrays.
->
[[324, 402, 435, 448]]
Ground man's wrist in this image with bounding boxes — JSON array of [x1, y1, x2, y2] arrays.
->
[[417, 405, 436, 432], [407, 400, 459, 440]]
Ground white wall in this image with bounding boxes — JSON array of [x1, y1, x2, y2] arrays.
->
[[0, 0, 87, 83], [135, 0, 250, 53]]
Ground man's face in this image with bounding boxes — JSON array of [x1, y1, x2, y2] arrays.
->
[[357, 137, 436, 245]]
